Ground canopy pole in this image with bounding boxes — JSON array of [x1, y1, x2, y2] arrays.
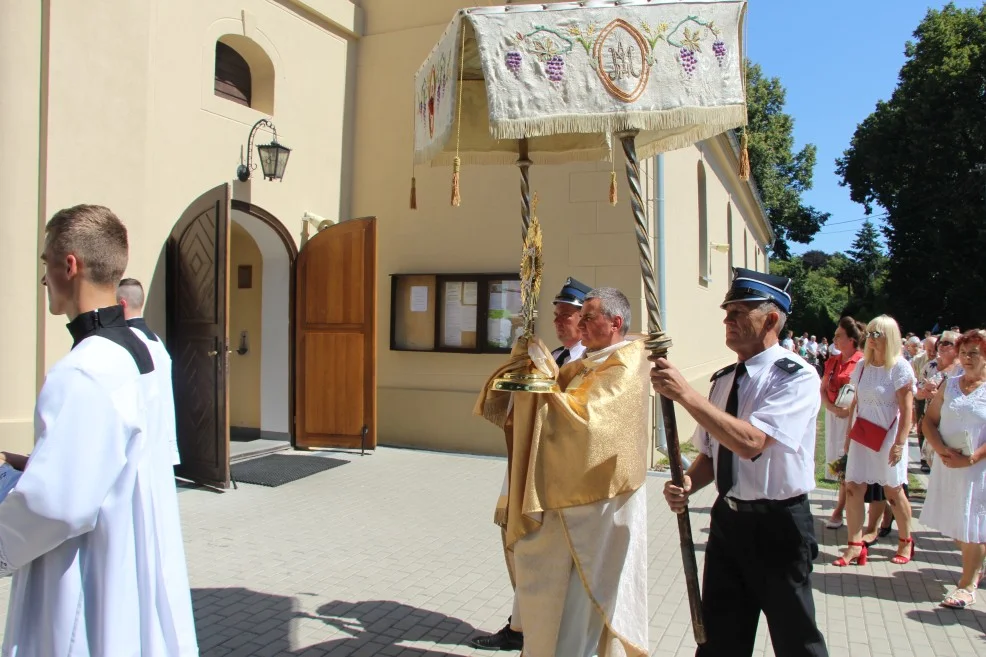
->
[[616, 129, 706, 645], [517, 138, 532, 241]]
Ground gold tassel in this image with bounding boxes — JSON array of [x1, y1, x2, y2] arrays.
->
[[409, 176, 417, 210], [451, 157, 461, 207], [609, 171, 618, 206], [738, 130, 751, 181]]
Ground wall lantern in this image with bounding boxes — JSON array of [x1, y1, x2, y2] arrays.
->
[[236, 119, 291, 182]]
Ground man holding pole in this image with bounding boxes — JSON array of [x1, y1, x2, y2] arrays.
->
[[475, 286, 650, 657], [650, 268, 828, 657]]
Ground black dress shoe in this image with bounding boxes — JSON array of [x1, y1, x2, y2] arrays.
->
[[468, 623, 524, 651]]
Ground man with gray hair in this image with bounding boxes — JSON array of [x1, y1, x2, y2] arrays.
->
[[475, 286, 651, 657], [117, 278, 180, 466]]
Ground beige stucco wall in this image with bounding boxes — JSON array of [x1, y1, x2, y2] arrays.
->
[[229, 223, 264, 429], [0, 0, 358, 451], [351, 1, 773, 457], [0, 1, 43, 453]]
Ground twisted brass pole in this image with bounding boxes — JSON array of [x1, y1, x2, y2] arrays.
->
[[518, 138, 532, 242], [617, 129, 706, 645]]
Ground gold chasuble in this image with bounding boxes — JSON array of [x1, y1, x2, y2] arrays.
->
[[475, 336, 651, 548]]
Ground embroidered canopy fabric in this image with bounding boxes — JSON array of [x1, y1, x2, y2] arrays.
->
[[414, 0, 748, 166]]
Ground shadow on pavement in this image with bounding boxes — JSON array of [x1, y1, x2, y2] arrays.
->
[[905, 607, 986, 639], [192, 588, 479, 656]]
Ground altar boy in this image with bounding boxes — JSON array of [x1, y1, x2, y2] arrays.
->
[[0, 205, 199, 656]]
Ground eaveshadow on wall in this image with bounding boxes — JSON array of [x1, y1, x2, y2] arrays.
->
[[192, 588, 479, 656]]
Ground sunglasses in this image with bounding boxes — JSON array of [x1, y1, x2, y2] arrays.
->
[[938, 341, 954, 347], [865, 331, 883, 339]]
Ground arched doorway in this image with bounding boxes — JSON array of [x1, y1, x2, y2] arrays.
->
[[166, 185, 377, 489], [228, 202, 297, 461]]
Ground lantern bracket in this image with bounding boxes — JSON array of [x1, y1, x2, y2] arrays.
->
[[236, 118, 290, 182]]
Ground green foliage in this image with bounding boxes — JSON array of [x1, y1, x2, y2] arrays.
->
[[744, 61, 830, 259], [771, 257, 848, 339], [836, 3, 986, 332]]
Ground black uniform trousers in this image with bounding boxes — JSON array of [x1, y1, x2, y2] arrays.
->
[[696, 495, 828, 657]]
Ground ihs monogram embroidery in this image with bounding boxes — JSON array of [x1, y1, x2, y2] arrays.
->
[[605, 40, 642, 82]]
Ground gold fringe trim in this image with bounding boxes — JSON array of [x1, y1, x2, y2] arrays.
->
[[738, 130, 751, 181], [609, 171, 618, 206], [451, 157, 461, 207], [493, 495, 508, 527], [409, 176, 417, 210], [488, 105, 747, 142]]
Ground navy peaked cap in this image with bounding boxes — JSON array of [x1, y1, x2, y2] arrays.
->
[[721, 267, 793, 314], [553, 277, 591, 307]]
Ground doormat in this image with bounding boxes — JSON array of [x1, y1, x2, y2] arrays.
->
[[231, 454, 348, 488]]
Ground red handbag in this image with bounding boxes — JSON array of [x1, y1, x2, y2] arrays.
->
[[849, 416, 897, 452], [848, 362, 899, 452]]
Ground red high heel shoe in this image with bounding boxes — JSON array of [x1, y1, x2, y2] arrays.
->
[[891, 537, 915, 564], [833, 541, 868, 567]]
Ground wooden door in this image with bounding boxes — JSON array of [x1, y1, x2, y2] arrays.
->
[[167, 184, 231, 487], [295, 217, 376, 449]]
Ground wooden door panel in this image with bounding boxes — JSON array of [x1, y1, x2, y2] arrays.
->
[[168, 184, 230, 487], [295, 217, 376, 449], [303, 229, 365, 325], [302, 333, 364, 437]]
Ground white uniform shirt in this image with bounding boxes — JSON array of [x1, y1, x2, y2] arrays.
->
[[551, 341, 586, 365], [692, 344, 821, 501]]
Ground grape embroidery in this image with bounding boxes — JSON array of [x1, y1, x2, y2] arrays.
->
[[713, 40, 727, 66], [679, 47, 698, 76], [505, 51, 522, 77], [546, 55, 565, 83]]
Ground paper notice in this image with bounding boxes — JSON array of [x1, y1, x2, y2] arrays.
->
[[444, 304, 462, 346], [410, 286, 428, 312], [461, 307, 477, 333], [445, 282, 462, 305], [463, 281, 478, 306]]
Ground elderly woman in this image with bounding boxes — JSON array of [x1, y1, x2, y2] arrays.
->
[[834, 315, 916, 567], [920, 329, 986, 609]]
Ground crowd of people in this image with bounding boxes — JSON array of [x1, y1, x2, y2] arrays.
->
[[815, 315, 986, 610]]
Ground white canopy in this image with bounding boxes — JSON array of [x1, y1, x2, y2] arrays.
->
[[414, 0, 748, 166]]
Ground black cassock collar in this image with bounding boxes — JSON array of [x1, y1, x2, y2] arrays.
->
[[67, 305, 154, 374], [126, 317, 160, 342]]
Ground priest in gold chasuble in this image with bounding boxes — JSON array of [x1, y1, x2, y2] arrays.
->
[[475, 287, 650, 657]]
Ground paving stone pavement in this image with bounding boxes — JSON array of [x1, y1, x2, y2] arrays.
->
[[0, 445, 984, 656]]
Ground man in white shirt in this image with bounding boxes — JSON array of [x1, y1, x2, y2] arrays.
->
[[469, 276, 590, 651], [118, 277, 181, 465], [0, 205, 198, 656], [651, 267, 827, 657], [781, 330, 795, 351]]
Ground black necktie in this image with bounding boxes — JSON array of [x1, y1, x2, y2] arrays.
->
[[554, 348, 570, 367], [716, 362, 746, 496]]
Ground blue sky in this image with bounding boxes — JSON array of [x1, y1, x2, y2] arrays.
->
[[746, 0, 983, 256]]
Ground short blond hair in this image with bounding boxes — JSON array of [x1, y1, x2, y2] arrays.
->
[[863, 314, 902, 369], [45, 205, 128, 286]]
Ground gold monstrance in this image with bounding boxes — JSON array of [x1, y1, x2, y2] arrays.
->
[[490, 195, 560, 393]]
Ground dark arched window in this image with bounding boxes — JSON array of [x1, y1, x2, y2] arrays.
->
[[215, 42, 252, 107]]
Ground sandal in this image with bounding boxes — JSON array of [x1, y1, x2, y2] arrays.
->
[[825, 517, 844, 530], [833, 541, 868, 567], [941, 587, 976, 609], [891, 537, 915, 565], [877, 515, 894, 538]]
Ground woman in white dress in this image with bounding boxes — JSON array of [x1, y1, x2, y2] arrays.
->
[[920, 329, 986, 609], [834, 315, 916, 567]]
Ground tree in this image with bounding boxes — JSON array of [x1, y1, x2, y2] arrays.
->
[[771, 255, 848, 339], [836, 3, 986, 332], [801, 250, 830, 270], [840, 221, 888, 320], [744, 62, 831, 259]]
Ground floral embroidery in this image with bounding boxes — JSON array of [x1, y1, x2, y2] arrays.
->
[[417, 53, 451, 138]]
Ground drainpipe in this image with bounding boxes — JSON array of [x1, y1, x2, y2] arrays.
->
[[652, 154, 691, 471]]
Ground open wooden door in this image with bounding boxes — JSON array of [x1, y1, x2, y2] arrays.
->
[[294, 217, 376, 449], [167, 184, 231, 487]]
